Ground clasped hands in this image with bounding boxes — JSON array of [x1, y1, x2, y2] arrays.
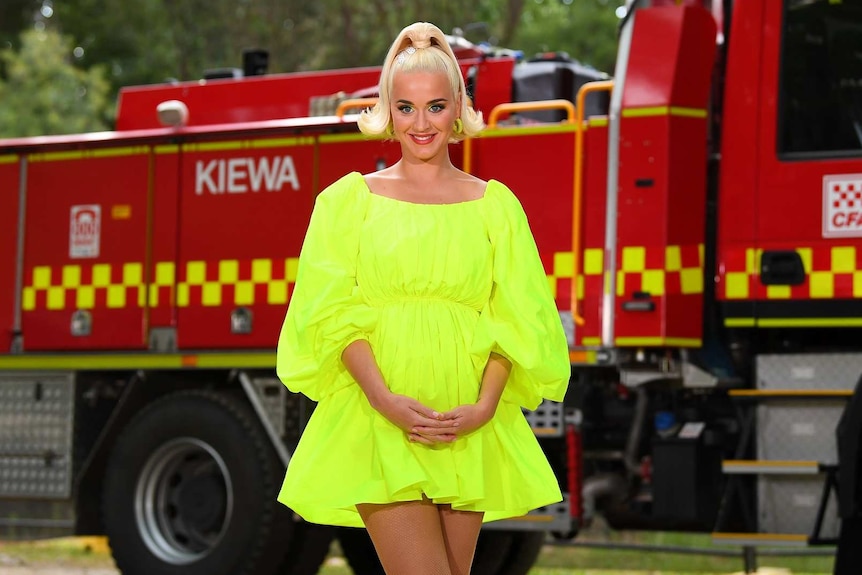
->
[[372, 392, 495, 445]]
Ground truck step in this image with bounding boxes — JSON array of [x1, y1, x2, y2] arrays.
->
[[722, 459, 821, 475], [728, 389, 853, 399], [711, 532, 809, 547]]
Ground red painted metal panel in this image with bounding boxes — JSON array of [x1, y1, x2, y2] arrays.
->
[[22, 151, 151, 351], [116, 68, 383, 130], [149, 150, 181, 330], [470, 129, 576, 311], [470, 59, 516, 120], [0, 158, 19, 353], [577, 122, 610, 345], [623, 6, 717, 110], [748, 1, 862, 303], [175, 138, 316, 350], [614, 113, 707, 342], [609, 4, 715, 343], [317, 138, 402, 190], [116, 57, 515, 132], [716, 0, 764, 301]]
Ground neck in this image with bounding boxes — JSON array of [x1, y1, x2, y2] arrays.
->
[[395, 155, 456, 183]]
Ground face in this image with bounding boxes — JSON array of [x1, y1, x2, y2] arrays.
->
[[389, 70, 459, 162]]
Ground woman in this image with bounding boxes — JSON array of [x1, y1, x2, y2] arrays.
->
[[276, 22, 570, 575]]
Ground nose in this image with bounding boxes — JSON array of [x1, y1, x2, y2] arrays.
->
[[413, 110, 430, 131]]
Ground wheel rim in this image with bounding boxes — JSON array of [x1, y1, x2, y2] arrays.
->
[[134, 437, 234, 565]]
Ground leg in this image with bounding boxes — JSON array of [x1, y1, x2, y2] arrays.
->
[[438, 504, 484, 575], [357, 499, 451, 575]]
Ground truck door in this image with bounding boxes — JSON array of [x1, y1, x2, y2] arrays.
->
[[175, 134, 318, 350], [1, 155, 20, 353], [754, 0, 862, 326], [21, 145, 152, 351]]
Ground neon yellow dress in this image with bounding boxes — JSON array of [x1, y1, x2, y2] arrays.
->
[[276, 171, 570, 527]]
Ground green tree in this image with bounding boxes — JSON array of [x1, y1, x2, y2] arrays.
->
[[0, 28, 111, 137], [0, 0, 39, 51], [514, 0, 619, 73]]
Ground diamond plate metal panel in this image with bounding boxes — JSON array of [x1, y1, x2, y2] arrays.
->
[[251, 376, 286, 438], [757, 353, 862, 391], [0, 373, 74, 498], [756, 400, 846, 464], [487, 493, 572, 532], [758, 475, 839, 539], [523, 399, 564, 437]]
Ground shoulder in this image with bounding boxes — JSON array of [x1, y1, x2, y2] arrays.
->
[[314, 171, 368, 210], [455, 172, 488, 200], [483, 180, 527, 222], [309, 172, 369, 225]]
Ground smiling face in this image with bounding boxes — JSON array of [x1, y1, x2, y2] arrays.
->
[[390, 69, 459, 163]]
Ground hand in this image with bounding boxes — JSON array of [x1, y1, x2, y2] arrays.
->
[[415, 402, 495, 439], [443, 403, 494, 436], [373, 392, 459, 445]]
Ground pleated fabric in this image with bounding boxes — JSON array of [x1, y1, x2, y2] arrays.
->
[[276, 171, 570, 527]]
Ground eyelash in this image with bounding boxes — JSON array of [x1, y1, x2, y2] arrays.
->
[[397, 104, 446, 114]]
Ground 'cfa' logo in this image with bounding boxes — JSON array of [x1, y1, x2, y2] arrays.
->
[[195, 156, 299, 195], [823, 173, 862, 238]]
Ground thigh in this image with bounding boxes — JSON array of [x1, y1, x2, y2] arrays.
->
[[357, 499, 451, 575], [437, 504, 484, 575]]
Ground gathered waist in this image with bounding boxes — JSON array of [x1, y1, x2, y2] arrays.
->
[[368, 295, 482, 313]]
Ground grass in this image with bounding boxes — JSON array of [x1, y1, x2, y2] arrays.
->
[[0, 535, 113, 568], [538, 528, 834, 573], [0, 527, 836, 574]]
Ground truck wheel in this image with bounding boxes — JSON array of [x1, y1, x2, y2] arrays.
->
[[102, 390, 292, 575], [277, 521, 335, 575], [337, 527, 385, 575], [472, 530, 514, 575], [496, 531, 546, 575]]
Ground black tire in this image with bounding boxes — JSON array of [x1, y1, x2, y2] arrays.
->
[[496, 531, 546, 575], [337, 527, 385, 575], [278, 521, 335, 575], [472, 530, 514, 575], [102, 390, 293, 575]]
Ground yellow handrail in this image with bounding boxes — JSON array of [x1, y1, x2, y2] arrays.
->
[[486, 99, 576, 129], [572, 80, 614, 328], [335, 98, 379, 118]]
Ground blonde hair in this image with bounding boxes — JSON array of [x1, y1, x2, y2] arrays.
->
[[357, 22, 484, 142]]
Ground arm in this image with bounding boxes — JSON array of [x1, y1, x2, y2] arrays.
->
[[413, 352, 511, 440], [341, 340, 458, 444], [476, 352, 512, 418]]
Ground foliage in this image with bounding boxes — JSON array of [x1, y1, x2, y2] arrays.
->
[[0, 0, 623, 137], [514, 0, 619, 74], [0, 28, 111, 137]]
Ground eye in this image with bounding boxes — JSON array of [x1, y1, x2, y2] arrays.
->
[[429, 104, 446, 113], [397, 104, 414, 114]]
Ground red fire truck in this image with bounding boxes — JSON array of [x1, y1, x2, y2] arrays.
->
[[2, 0, 861, 573]]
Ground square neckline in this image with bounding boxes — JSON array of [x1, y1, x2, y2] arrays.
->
[[357, 171, 493, 206]]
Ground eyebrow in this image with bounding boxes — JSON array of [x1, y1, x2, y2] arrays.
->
[[395, 98, 449, 105]]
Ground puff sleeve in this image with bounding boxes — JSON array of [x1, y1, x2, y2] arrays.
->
[[276, 173, 377, 401], [472, 181, 570, 410]]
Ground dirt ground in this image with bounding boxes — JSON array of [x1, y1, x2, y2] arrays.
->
[[0, 568, 118, 575]]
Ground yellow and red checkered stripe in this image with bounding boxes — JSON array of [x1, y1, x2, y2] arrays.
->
[[722, 246, 862, 300], [22, 258, 300, 311], [23, 263, 147, 311], [22, 246, 702, 312], [573, 244, 704, 297]]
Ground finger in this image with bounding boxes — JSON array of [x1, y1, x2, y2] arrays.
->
[[409, 402, 442, 421], [412, 425, 458, 436], [428, 433, 457, 443], [412, 417, 459, 429], [414, 431, 456, 443], [408, 433, 433, 445]]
